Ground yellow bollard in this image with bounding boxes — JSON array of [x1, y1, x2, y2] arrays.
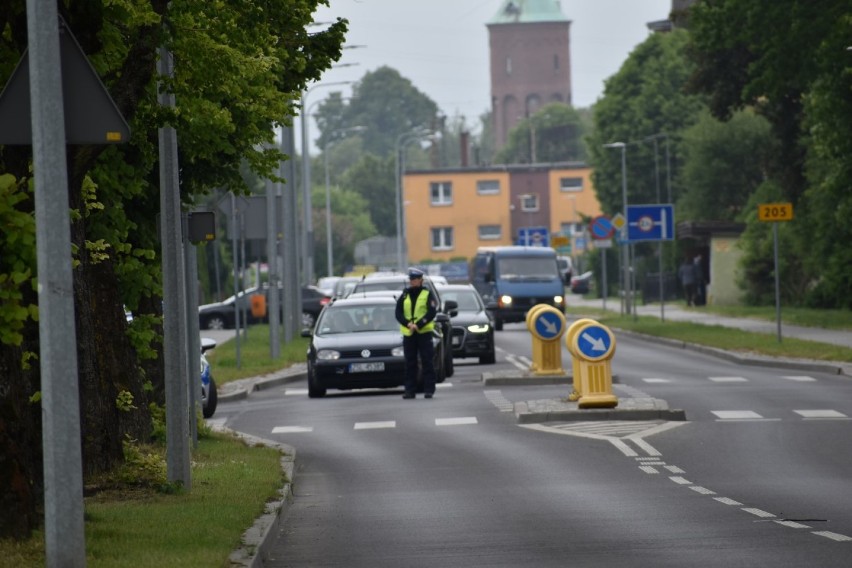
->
[[527, 305, 567, 375], [570, 320, 618, 408], [564, 318, 598, 401], [525, 304, 552, 372]]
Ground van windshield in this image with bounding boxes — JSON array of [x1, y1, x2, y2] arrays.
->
[[497, 257, 559, 280]]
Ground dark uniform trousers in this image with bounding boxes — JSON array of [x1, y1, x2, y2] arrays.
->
[[403, 332, 435, 394]]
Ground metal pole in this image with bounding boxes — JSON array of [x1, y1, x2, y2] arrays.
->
[[280, 126, 298, 341], [619, 145, 630, 316], [266, 178, 280, 359], [230, 193, 242, 368], [158, 46, 191, 490], [652, 137, 665, 322], [394, 144, 403, 271], [300, 92, 314, 286], [26, 5, 85, 564], [324, 145, 333, 277], [601, 248, 608, 312], [774, 223, 782, 342], [184, 237, 200, 445]]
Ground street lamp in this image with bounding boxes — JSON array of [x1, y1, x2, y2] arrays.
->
[[323, 125, 365, 277], [395, 127, 433, 271], [603, 141, 630, 315], [300, 81, 353, 285]]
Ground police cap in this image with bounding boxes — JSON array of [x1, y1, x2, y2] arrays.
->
[[408, 267, 425, 279]]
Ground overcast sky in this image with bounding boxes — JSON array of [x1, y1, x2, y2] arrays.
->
[[307, 0, 672, 133]]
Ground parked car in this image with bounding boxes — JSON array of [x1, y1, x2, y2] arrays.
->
[[198, 285, 330, 330], [349, 274, 457, 378], [200, 337, 218, 418], [302, 296, 446, 397], [436, 284, 496, 364], [332, 276, 361, 299], [316, 276, 341, 297], [570, 271, 593, 294]]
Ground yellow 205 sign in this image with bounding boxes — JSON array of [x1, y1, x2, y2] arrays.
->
[[758, 203, 793, 222]]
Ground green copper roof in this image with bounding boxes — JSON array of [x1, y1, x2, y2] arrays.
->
[[488, 0, 569, 24]]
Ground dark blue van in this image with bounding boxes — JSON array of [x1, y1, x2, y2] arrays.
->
[[470, 246, 565, 331]]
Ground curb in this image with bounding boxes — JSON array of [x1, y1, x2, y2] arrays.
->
[[614, 329, 852, 377], [218, 369, 308, 403], [218, 427, 296, 568], [513, 400, 687, 424]]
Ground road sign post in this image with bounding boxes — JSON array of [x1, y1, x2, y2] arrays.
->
[[569, 320, 618, 408], [758, 203, 793, 342]]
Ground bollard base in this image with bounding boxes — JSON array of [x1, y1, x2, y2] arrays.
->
[[578, 394, 619, 409]]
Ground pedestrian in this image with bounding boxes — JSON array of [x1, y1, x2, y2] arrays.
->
[[395, 267, 438, 399], [678, 256, 697, 307], [693, 253, 706, 306]]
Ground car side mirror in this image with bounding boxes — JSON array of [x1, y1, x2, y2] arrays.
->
[[443, 300, 458, 313], [300, 328, 312, 338]]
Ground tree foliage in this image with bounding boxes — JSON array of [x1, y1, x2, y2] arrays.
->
[[495, 102, 586, 164], [0, 0, 345, 538]]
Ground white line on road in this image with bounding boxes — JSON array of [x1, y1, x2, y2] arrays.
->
[[271, 426, 313, 434], [709, 376, 748, 383], [783, 375, 817, 382], [354, 421, 396, 430], [812, 531, 852, 542], [742, 508, 776, 518], [435, 417, 478, 426], [794, 409, 848, 419], [713, 497, 743, 506]]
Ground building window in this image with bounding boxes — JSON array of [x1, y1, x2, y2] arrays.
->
[[561, 222, 584, 236], [430, 182, 453, 205], [476, 180, 500, 195], [519, 194, 538, 212], [560, 177, 583, 192], [431, 227, 454, 250], [506, 57, 512, 75], [478, 225, 501, 240]]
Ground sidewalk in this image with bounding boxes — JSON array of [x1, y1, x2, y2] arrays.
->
[[569, 295, 852, 349]]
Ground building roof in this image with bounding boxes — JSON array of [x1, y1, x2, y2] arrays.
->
[[488, 0, 569, 25]]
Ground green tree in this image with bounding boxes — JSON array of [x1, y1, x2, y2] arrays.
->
[[0, 0, 345, 538], [495, 102, 586, 164], [338, 154, 396, 236], [312, 186, 378, 276], [677, 109, 775, 221], [587, 29, 705, 216]]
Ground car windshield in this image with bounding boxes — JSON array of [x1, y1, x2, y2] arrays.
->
[[496, 257, 559, 280], [317, 305, 398, 334], [352, 281, 406, 293], [439, 290, 482, 312]]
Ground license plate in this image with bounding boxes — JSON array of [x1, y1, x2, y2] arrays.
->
[[349, 362, 384, 373]]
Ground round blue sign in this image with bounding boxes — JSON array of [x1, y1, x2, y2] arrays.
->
[[534, 311, 564, 340], [574, 323, 615, 361]]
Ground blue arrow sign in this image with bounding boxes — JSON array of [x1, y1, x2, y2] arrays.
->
[[534, 311, 564, 340], [576, 324, 613, 359], [626, 204, 674, 242]]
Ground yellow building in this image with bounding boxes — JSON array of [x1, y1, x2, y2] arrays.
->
[[403, 163, 602, 264]]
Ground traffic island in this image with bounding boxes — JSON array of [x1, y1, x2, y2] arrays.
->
[[513, 387, 686, 424]]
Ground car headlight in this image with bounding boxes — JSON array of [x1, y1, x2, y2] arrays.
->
[[317, 349, 341, 360], [467, 324, 490, 333], [391, 346, 405, 357], [499, 295, 513, 307], [553, 295, 565, 305]]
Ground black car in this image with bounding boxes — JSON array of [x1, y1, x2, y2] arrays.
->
[[198, 285, 330, 330], [436, 284, 496, 364], [349, 275, 457, 378], [303, 296, 446, 398]]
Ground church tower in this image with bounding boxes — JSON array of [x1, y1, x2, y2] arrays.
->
[[488, 0, 572, 151]]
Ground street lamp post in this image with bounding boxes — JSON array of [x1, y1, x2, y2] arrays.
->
[[323, 126, 365, 277], [395, 128, 432, 271], [603, 141, 630, 315], [644, 132, 670, 321], [300, 81, 352, 285]]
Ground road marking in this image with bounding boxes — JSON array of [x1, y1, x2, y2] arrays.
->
[[775, 521, 811, 529], [436, 417, 478, 426], [689, 486, 716, 495], [484, 390, 514, 412], [783, 375, 817, 382], [664, 465, 685, 474], [436, 382, 453, 389], [639, 466, 659, 474], [505, 354, 528, 371], [627, 436, 662, 457], [709, 376, 748, 383], [285, 388, 308, 395], [712, 410, 766, 420], [354, 421, 396, 430], [742, 508, 776, 518], [794, 409, 848, 419], [271, 426, 313, 434], [669, 476, 692, 485], [812, 531, 852, 542], [714, 497, 743, 506], [642, 378, 670, 383]]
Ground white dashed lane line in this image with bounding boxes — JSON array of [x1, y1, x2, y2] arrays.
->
[[435, 417, 478, 426], [354, 421, 396, 430]]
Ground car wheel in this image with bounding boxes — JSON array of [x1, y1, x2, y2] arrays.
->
[[479, 350, 496, 365], [302, 311, 316, 329], [494, 317, 503, 331], [307, 367, 326, 398], [202, 377, 218, 418], [204, 315, 226, 330]]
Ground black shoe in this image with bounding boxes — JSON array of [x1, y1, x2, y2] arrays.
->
[[402, 392, 415, 399], [424, 393, 433, 399]]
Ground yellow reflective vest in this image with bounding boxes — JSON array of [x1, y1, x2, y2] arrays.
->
[[400, 290, 435, 336]]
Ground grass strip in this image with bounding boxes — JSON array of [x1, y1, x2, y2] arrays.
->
[[206, 324, 309, 384]]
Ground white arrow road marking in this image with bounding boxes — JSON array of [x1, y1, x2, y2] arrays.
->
[[580, 331, 606, 351]]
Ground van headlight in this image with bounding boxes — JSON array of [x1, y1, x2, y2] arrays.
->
[[553, 295, 564, 305], [499, 295, 513, 307]]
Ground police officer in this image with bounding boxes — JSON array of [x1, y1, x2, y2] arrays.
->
[[395, 267, 438, 399]]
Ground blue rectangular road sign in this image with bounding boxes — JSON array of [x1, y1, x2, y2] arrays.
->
[[516, 226, 550, 247], [626, 204, 674, 243]]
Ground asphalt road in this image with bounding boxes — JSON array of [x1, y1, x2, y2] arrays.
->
[[217, 323, 852, 567]]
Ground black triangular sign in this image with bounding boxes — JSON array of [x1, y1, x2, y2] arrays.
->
[[0, 17, 131, 145]]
